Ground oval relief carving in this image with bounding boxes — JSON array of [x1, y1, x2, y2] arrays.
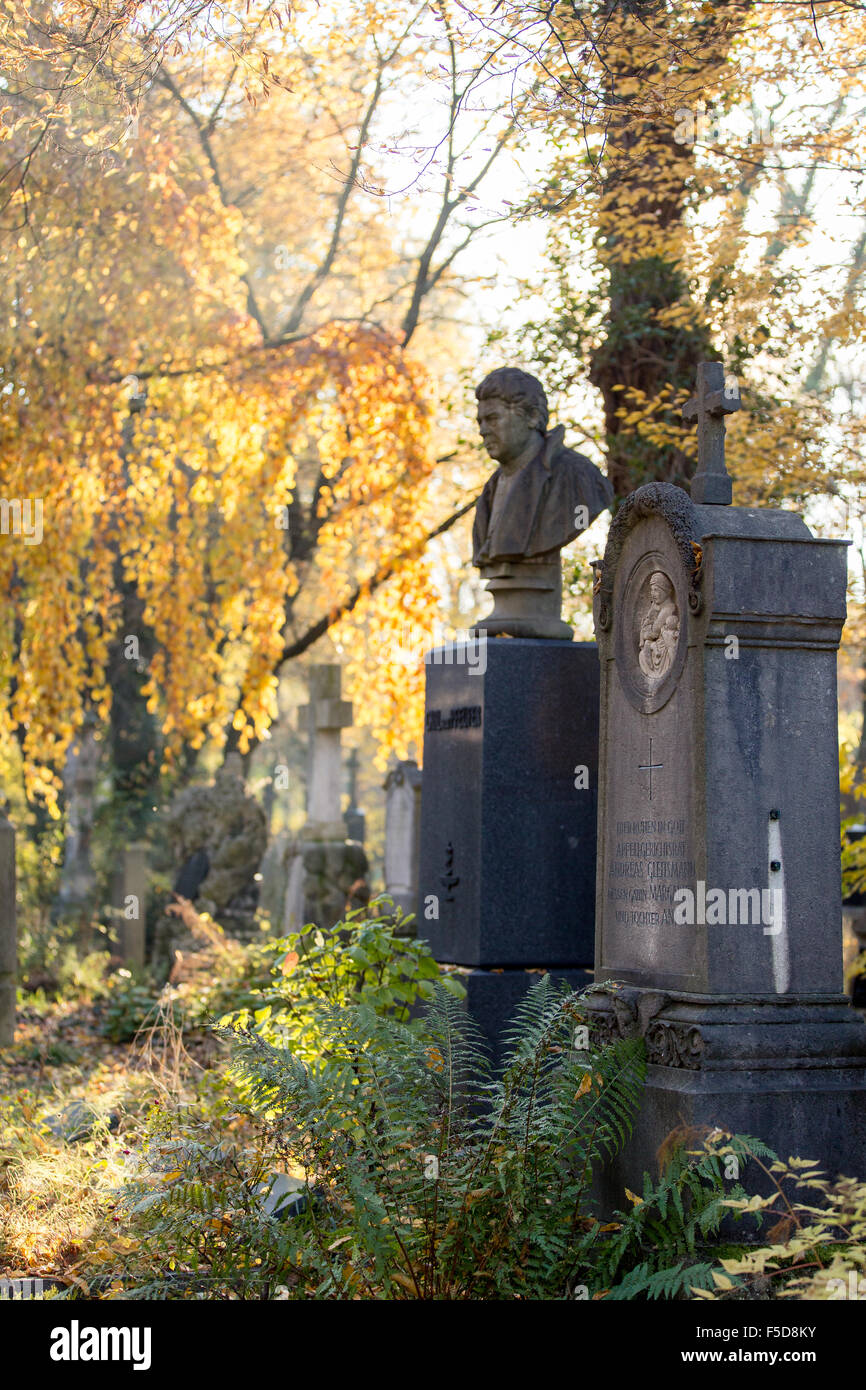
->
[[614, 551, 687, 713], [637, 571, 681, 687]]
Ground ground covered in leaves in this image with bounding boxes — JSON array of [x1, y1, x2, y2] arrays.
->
[[0, 993, 241, 1297]]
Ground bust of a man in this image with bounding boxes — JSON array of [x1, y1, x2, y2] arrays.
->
[[473, 367, 613, 567], [471, 367, 613, 638]]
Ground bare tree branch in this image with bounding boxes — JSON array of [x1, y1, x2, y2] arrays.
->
[[279, 494, 478, 662]]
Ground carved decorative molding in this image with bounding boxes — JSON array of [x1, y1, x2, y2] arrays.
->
[[586, 999, 705, 1070], [597, 483, 703, 631], [645, 1019, 705, 1070]]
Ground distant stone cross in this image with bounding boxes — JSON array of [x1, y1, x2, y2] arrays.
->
[[638, 736, 663, 802], [298, 664, 353, 832], [683, 361, 740, 505]]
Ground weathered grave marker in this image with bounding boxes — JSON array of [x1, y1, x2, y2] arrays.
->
[[344, 747, 366, 845], [300, 665, 352, 838], [0, 802, 16, 1046], [383, 758, 422, 927], [282, 665, 368, 932], [111, 842, 148, 967], [54, 711, 100, 921], [588, 361, 866, 1196]]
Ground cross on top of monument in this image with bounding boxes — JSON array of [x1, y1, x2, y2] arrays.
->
[[298, 664, 353, 735], [682, 360, 740, 505], [298, 664, 354, 835]]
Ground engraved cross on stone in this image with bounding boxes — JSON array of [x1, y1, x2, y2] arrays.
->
[[638, 736, 663, 802], [683, 361, 740, 505]]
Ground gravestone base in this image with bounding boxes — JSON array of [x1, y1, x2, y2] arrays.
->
[[453, 966, 594, 1066], [585, 988, 866, 1211], [282, 838, 369, 933]]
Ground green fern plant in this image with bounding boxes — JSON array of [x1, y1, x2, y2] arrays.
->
[[117, 978, 774, 1300], [222, 899, 465, 1064], [597, 1131, 774, 1299], [218, 975, 646, 1299]]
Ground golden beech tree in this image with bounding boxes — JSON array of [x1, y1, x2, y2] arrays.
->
[[0, 0, 518, 817], [6, 0, 866, 824]]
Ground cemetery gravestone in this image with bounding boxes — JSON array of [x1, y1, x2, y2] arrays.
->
[[282, 666, 369, 933], [0, 803, 16, 1046], [54, 712, 101, 922], [110, 842, 148, 967], [344, 748, 366, 845], [418, 368, 613, 1056], [301, 666, 352, 838], [383, 758, 422, 928], [587, 361, 866, 1198]]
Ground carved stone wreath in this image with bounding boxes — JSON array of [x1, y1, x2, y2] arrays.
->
[[585, 1003, 705, 1070], [596, 482, 703, 632], [644, 1020, 705, 1070]]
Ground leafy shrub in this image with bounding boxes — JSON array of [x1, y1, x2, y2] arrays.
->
[[98, 904, 275, 1042], [17, 916, 110, 1001], [698, 1155, 866, 1300], [117, 974, 778, 1301], [225, 897, 465, 1061], [231, 976, 652, 1297], [120, 976, 644, 1298], [99, 972, 165, 1043]]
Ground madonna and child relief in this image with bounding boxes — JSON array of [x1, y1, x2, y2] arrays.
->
[[638, 571, 680, 685]]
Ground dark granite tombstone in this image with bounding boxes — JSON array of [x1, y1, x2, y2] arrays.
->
[[586, 362, 866, 1200], [417, 368, 613, 1059], [418, 639, 599, 1056]]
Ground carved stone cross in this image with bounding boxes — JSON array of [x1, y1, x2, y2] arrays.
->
[[298, 664, 353, 833], [682, 361, 740, 505]]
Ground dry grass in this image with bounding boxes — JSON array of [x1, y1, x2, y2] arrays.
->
[[0, 997, 207, 1295]]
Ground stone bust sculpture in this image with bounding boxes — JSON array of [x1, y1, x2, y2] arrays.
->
[[638, 571, 680, 682], [471, 367, 613, 638]]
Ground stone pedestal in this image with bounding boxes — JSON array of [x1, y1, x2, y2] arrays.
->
[[418, 639, 599, 1053], [282, 837, 368, 933], [587, 483, 866, 1201], [0, 807, 16, 1047], [476, 555, 573, 640]]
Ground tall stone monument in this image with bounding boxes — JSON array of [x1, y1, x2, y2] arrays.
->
[[418, 367, 613, 1056], [282, 666, 368, 933], [587, 361, 866, 1196], [383, 758, 422, 927], [0, 802, 16, 1047]]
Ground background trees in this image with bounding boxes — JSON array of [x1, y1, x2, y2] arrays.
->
[[0, 0, 520, 832], [2, 0, 866, 834]]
